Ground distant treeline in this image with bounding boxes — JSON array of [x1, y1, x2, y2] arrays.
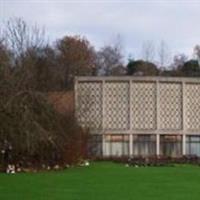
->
[[1, 18, 200, 93]]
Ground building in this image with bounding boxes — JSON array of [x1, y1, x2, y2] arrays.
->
[[75, 76, 200, 157]]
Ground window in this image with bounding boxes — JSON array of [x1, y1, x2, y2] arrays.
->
[[160, 135, 182, 157], [186, 135, 200, 156], [132, 135, 156, 156], [87, 135, 102, 157], [104, 134, 129, 157]]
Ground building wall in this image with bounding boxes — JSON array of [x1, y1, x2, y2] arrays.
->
[[75, 77, 200, 157]]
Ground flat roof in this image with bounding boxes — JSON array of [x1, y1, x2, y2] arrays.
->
[[75, 76, 200, 83]]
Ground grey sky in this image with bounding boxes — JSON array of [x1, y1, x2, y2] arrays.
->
[[1, 0, 200, 62]]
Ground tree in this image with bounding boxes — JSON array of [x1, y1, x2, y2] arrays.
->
[[0, 18, 88, 169], [158, 40, 170, 68], [20, 46, 58, 91], [127, 59, 158, 76], [172, 54, 188, 69], [0, 41, 11, 80], [56, 35, 96, 89], [180, 60, 200, 77], [1, 18, 50, 91], [96, 37, 124, 76], [4, 18, 46, 60], [193, 45, 200, 64], [141, 40, 155, 62]]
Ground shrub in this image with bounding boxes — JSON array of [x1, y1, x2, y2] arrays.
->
[[0, 90, 88, 171]]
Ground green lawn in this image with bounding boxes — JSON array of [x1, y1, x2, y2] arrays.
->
[[1, 162, 200, 200]]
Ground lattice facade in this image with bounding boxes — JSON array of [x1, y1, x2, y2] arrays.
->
[[159, 83, 182, 130], [75, 77, 200, 134], [131, 82, 156, 130], [77, 81, 102, 129], [104, 82, 129, 130], [185, 83, 200, 130]]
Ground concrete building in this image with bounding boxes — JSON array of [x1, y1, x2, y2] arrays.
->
[[75, 76, 200, 157]]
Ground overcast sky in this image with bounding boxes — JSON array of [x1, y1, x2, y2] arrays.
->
[[1, 0, 200, 62]]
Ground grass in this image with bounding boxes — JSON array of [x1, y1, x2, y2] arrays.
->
[[1, 162, 200, 200]]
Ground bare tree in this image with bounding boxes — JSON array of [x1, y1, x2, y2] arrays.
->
[[172, 53, 188, 69], [0, 18, 51, 92], [141, 40, 155, 62], [158, 40, 170, 68], [96, 36, 124, 76], [3, 18, 46, 59], [193, 45, 200, 63]]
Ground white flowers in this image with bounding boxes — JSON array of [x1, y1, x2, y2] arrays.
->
[[54, 165, 60, 170], [6, 164, 15, 174], [84, 161, 90, 166], [79, 160, 90, 167]]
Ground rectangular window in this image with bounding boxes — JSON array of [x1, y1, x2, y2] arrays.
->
[[186, 135, 200, 156], [104, 134, 129, 157], [132, 135, 156, 156], [160, 135, 182, 157], [87, 135, 102, 157]]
